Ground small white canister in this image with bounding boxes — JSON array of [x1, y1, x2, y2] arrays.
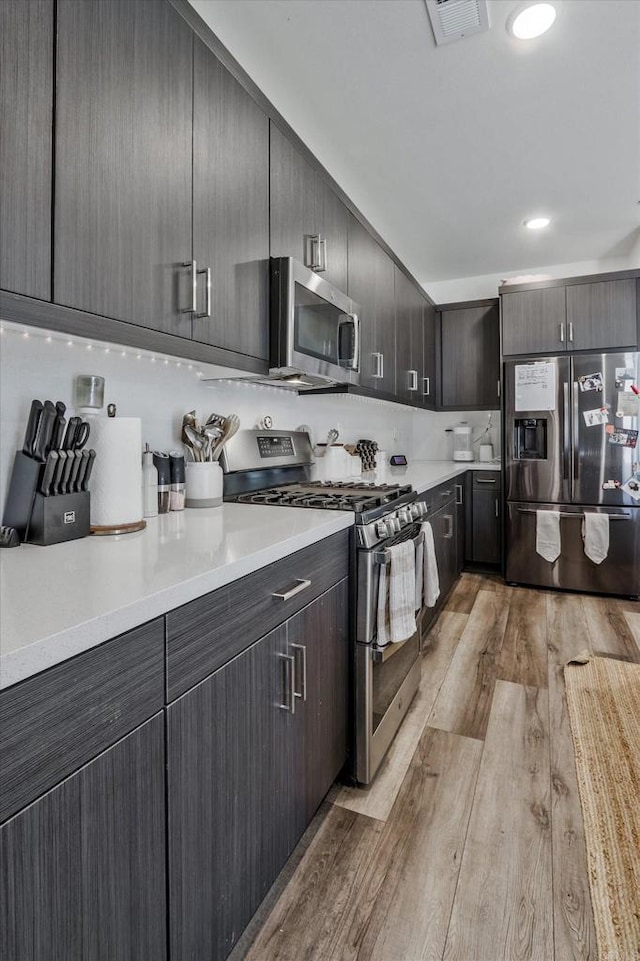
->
[[479, 444, 494, 462], [185, 462, 223, 508]]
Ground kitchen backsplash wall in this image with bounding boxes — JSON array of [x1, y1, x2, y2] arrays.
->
[[0, 320, 498, 509]]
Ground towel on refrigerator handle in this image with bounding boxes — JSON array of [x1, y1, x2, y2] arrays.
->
[[376, 539, 417, 646], [582, 512, 609, 564], [536, 510, 561, 562]]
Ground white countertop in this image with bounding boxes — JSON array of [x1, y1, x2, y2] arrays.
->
[[0, 504, 353, 689], [0, 459, 501, 690]]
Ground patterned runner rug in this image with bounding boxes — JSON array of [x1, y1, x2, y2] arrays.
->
[[564, 654, 640, 961]]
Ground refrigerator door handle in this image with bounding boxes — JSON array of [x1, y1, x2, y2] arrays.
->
[[572, 381, 580, 481], [563, 382, 571, 481]]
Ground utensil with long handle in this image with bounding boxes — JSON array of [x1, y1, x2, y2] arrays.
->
[[39, 451, 59, 496], [33, 401, 57, 462], [81, 449, 96, 491], [22, 400, 43, 457], [51, 450, 68, 495]]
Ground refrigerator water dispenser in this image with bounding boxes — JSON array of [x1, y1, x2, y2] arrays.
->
[[514, 418, 547, 460]]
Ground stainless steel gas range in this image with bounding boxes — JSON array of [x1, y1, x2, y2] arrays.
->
[[222, 429, 430, 785]]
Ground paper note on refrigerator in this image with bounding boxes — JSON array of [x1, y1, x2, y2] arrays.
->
[[616, 393, 640, 418], [515, 363, 556, 411]]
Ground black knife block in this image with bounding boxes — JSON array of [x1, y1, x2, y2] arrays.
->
[[1, 451, 42, 541], [27, 491, 90, 546]]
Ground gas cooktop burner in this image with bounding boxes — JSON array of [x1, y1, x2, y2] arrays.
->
[[234, 480, 413, 515]]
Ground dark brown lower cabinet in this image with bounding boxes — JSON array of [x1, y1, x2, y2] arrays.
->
[[168, 579, 348, 961], [465, 472, 502, 568], [430, 497, 458, 603], [0, 715, 167, 961]]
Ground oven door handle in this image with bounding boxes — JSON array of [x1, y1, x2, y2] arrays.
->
[[371, 631, 418, 663], [374, 529, 424, 566]]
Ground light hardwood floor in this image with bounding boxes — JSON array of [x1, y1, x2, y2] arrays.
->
[[231, 575, 640, 961]]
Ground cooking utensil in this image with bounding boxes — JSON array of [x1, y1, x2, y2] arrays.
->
[[68, 450, 84, 493], [33, 401, 57, 461], [63, 416, 90, 451], [22, 400, 43, 457], [63, 416, 80, 450], [51, 413, 67, 450], [184, 425, 206, 462], [60, 448, 76, 494], [51, 450, 68, 495], [211, 414, 240, 462], [76, 449, 91, 493], [39, 451, 59, 496], [82, 449, 96, 491]]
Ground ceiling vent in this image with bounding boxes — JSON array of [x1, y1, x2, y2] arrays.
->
[[425, 0, 490, 46]]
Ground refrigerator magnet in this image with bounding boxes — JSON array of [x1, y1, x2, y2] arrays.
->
[[614, 367, 634, 388], [621, 476, 640, 501], [616, 393, 640, 418], [583, 408, 609, 427], [602, 480, 621, 490], [578, 372, 604, 392], [608, 428, 638, 449]]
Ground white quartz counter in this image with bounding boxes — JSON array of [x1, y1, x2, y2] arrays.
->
[[0, 504, 353, 689], [360, 458, 501, 494]]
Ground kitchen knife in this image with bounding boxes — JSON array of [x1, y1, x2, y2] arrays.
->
[[39, 450, 59, 496], [60, 450, 75, 494], [75, 449, 91, 493], [33, 401, 57, 462], [51, 414, 67, 451], [22, 400, 43, 457], [81, 449, 96, 491], [63, 416, 80, 450], [55, 401, 66, 418], [51, 450, 68, 496], [69, 450, 84, 493]]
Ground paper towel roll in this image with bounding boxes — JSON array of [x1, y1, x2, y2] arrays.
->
[[88, 415, 143, 527]]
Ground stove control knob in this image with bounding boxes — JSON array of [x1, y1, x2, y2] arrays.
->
[[375, 520, 389, 539], [409, 504, 421, 520], [388, 517, 401, 533], [397, 509, 411, 525], [414, 501, 427, 517]]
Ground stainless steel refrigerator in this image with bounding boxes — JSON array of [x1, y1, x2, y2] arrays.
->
[[504, 351, 640, 597]]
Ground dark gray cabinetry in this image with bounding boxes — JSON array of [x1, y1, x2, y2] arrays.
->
[[466, 471, 502, 568], [439, 300, 500, 409], [566, 278, 637, 350], [168, 579, 348, 961], [0, 0, 53, 300], [430, 491, 458, 604], [501, 286, 567, 355], [193, 38, 269, 359], [54, 0, 193, 337], [422, 301, 437, 409], [0, 715, 167, 961], [395, 268, 424, 405], [270, 123, 348, 291], [347, 214, 396, 393]]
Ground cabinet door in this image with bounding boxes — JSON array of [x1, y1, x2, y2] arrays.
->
[[440, 303, 500, 408], [395, 268, 423, 404], [471, 489, 502, 566], [430, 501, 457, 604], [422, 301, 437, 409], [288, 579, 349, 831], [347, 215, 395, 393], [0, 716, 166, 961], [168, 624, 295, 961], [193, 39, 269, 359], [501, 287, 567, 355], [270, 123, 348, 290], [0, 0, 53, 300], [566, 279, 637, 350], [55, 0, 193, 336]]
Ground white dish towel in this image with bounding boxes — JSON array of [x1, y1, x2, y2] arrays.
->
[[536, 510, 561, 562], [582, 512, 609, 564], [376, 540, 417, 646], [422, 521, 440, 608]]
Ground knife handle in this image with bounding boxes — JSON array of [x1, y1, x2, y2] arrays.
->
[[23, 400, 43, 457], [82, 449, 96, 491], [51, 450, 67, 496], [60, 449, 75, 494], [33, 402, 56, 462], [39, 451, 59, 497], [51, 415, 66, 451], [69, 450, 83, 493]]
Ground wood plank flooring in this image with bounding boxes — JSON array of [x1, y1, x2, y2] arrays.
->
[[231, 575, 640, 961]]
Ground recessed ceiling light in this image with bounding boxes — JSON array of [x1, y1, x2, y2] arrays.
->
[[524, 216, 551, 229], [508, 3, 556, 40]]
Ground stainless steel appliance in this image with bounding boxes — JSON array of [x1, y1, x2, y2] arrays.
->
[[268, 257, 361, 389], [222, 429, 430, 784], [505, 352, 640, 597]]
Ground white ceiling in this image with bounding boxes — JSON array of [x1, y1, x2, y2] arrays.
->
[[189, 0, 640, 287]]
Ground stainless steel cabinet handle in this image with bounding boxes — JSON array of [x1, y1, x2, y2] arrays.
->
[[495, 498, 499, 518], [307, 234, 321, 270], [408, 369, 418, 391], [497, 380, 501, 399], [559, 322, 565, 343], [476, 478, 496, 485], [455, 484, 463, 505], [422, 377, 430, 396], [440, 489, 452, 497], [372, 352, 384, 379], [568, 321, 574, 343], [444, 514, 454, 538], [379, 352, 384, 379], [320, 237, 328, 272], [290, 643, 307, 701], [272, 578, 312, 601], [278, 653, 296, 714], [195, 266, 211, 318], [182, 260, 197, 313]]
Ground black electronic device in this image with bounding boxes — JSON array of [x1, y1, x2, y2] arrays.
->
[[389, 454, 408, 467]]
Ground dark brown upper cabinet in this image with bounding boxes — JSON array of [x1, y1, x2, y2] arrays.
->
[[192, 38, 269, 360], [422, 301, 437, 409], [54, 0, 193, 338], [0, 0, 53, 301], [566, 278, 637, 351], [501, 286, 567, 356], [395, 268, 425, 406], [347, 214, 396, 394], [270, 123, 348, 292], [439, 300, 500, 409]]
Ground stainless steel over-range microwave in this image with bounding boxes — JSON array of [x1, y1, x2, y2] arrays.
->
[[269, 257, 361, 389]]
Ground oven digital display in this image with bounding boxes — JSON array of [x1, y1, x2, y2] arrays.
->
[[257, 435, 294, 458]]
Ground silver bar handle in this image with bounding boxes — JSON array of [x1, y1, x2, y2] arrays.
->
[[517, 508, 631, 521], [497, 380, 501, 399], [476, 478, 496, 485], [272, 578, 312, 601], [455, 484, 463, 505], [307, 234, 322, 270], [440, 489, 452, 497], [182, 260, 197, 313], [290, 643, 307, 701], [379, 352, 384, 379], [444, 514, 454, 538], [572, 381, 580, 481], [422, 376, 430, 397], [408, 369, 418, 391], [374, 530, 424, 565], [568, 321, 574, 343], [559, 322, 565, 343], [278, 653, 296, 714], [320, 236, 328, 272], [563, 381, 570, 481], [195, 266, 211, 318], [495, 498, 499, 518], [372, 352, 383, 379]]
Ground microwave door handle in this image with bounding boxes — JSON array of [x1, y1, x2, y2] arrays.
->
[[351, 313, 360, 371], [338, 313, 359, 371]]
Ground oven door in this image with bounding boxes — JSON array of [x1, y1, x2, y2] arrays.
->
[[270, 257, 361, 384]]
